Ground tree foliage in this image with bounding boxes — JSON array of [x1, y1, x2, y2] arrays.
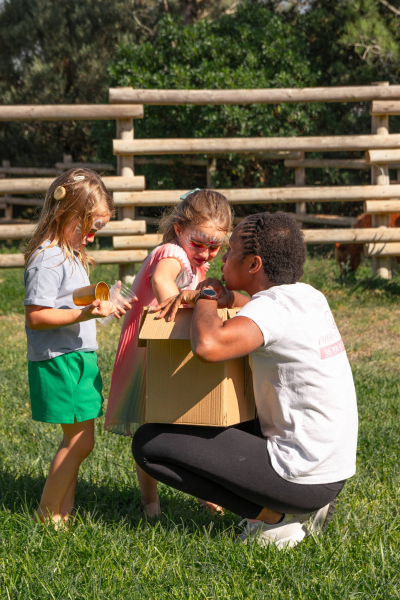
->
[[2, 0, 400, 218], [105, 1, 375, 206], [0, 0, 235, 166]]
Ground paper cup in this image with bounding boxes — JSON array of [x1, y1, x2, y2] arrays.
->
[[73, 281, 110, 307]]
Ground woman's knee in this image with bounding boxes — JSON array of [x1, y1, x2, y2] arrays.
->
[[132, 423, 159, 466]]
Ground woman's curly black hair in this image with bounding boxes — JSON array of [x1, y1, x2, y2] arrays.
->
[[239, 211, 306, 285]]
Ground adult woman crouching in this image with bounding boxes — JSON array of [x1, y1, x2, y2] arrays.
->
[[132, 211, 358, 550]]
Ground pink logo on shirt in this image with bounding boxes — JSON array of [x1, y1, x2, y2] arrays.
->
[[325, 310, 337, 329], [320, 339, 345, 360]]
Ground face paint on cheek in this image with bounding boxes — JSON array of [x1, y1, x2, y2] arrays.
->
[[208, 248, 220, 259]]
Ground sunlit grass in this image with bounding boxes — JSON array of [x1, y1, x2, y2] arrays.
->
[[1, 254, 400, 598]]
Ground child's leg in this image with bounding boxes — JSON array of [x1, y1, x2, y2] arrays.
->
[[60, 473, 78, 520], [37, 419, 94, 523], [136, 463, 160, 517]]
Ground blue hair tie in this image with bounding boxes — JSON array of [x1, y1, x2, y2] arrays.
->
[[180, 188, 201, 200]]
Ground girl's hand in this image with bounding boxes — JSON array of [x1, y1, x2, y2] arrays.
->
[[80, 299, 118, 321], [152, 290, 200, 322], [113, 298, 136, 318], [196, 278, 233, 309]]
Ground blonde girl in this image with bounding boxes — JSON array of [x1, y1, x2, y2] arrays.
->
[[24, 168, 131, 525], [104, 189, 233, 517]]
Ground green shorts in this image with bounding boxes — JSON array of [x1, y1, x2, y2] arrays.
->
[[28, 351, 103, 424]]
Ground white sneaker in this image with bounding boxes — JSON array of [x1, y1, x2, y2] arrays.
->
[[298, 498, 337, 535], [238, 499, 337, 550], [237, 514, 307, 550]]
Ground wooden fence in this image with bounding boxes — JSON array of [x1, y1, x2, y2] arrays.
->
[[2, 84, 400, 278]]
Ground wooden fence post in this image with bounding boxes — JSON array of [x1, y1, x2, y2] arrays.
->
[[116, 118, 137, 284], [63, 154, 72, 170], [370, 82, 392, 278], [295, 152, 306, 220], [206, 158, 217, 188], [2, 161, 12, 220]]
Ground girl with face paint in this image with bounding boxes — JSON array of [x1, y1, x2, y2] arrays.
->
[[104, 189, 233, 517]]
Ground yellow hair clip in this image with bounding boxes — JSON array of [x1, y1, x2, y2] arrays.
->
[[54, 186, 66, 201]]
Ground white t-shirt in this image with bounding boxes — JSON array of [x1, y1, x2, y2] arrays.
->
[[236, 283, 358, 485]]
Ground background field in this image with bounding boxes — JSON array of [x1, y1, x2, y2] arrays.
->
[[1, 256, 400, 599]]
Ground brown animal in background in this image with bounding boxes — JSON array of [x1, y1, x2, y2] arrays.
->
[[335, 213, 400, 273]]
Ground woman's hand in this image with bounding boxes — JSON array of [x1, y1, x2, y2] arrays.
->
[[152, 280, 233, 322], [80, 299, 118, 321], [152, 290, 200, 322], [196, 278, 233, 309]]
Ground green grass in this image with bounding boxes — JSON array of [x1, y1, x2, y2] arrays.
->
[[1, 256, 400, 598]]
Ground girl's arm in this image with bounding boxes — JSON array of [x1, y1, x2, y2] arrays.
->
[[25, 300, 117, 331], [149, 258, 183, 303]]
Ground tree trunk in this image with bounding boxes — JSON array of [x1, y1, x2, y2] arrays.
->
[[182, 0, 198, 24]]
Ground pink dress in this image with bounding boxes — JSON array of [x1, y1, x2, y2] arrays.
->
[[104, 243, 209, 436]]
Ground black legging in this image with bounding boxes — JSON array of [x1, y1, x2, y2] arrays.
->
[[132, 419, 345, 519]]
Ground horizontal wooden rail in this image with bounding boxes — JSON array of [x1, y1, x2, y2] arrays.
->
[[284, 159, 370, 170], [0, 197, 44, 207], [305, 228, 400, 244], [370, 101, 400, 115], [89, 249, 147, 264], [0, 220, 146, 240], [0, 105, 144, 121], [0, 167, 62, 176], [55, 162, 114, 171], [114, 229, 400, 250], [109, 86, 400, 105], [366, 149, 400, 164], [113, 134, 400, 156], [113, 234, 163, 249], [136, 151, 300, 162], [365, 243, 400, 257], [114, 185, 400, 207], [0, 249, 148, 268], [0, 175, 145, 194], [364, 200, 400, 213], [140, 213, 357, 227]]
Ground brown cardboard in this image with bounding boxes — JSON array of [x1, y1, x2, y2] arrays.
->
[[139, 307, 255, 426]]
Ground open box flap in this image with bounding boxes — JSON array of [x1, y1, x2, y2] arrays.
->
[[139, 307, 231, 341]]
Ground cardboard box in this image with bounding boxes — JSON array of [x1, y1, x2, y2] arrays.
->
[[139, 307, 255, 426]]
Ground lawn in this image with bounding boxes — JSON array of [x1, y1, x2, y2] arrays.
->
[[1, 255, 400, 599]]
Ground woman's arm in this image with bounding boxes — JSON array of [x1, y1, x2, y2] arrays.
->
[[149, 258, 183, 303], [25, 300, 118, 331], [191, 299, 264, 363], [152, 278, 250, 322]]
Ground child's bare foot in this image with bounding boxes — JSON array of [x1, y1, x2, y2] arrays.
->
[[142, 501, 161, 518], [198, 499, 225, 515], [32, 508, 66, 529], [62, 509, 76, 524]]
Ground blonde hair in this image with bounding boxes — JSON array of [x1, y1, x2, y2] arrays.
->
[[24, 168, 114, 270], [159, 189, 233, 244]]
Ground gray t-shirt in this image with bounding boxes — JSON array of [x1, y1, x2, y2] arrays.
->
[[24, 242, 98, 361]]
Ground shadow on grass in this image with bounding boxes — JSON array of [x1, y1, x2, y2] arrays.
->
[[347, 275, 400, 295], [0, 468, 236, 534], [333, 270, 400, 296]]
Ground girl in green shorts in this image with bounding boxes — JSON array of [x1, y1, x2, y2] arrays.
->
[[24, 168, 133, 526]]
